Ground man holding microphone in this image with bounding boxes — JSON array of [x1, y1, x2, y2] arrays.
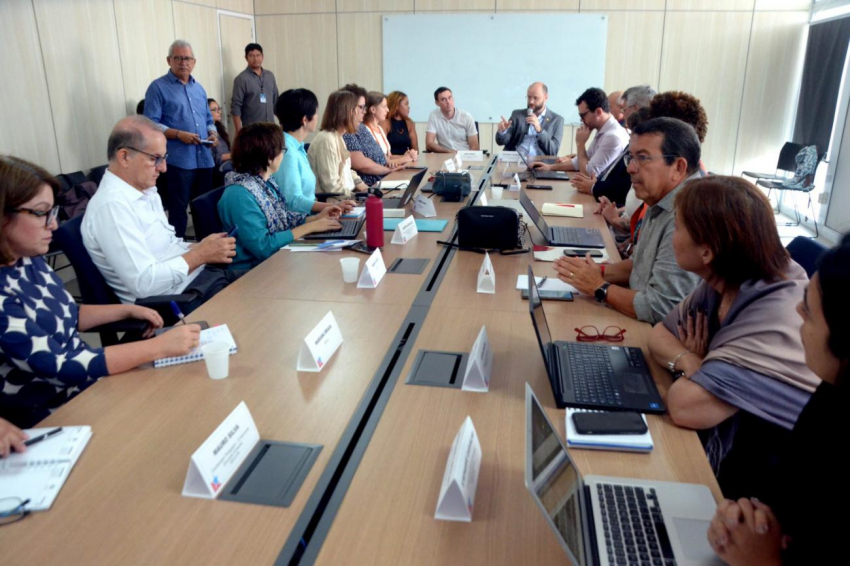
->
[[495, 82, 564, 157]]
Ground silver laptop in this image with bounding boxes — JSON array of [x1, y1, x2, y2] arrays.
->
[[517, 148, 570, 181], [525, 383, 722, 566]]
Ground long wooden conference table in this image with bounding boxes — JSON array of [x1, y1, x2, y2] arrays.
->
[[1, 153, 720, 566]]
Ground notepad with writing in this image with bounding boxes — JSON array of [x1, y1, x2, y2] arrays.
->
[[154, 324, 237, 368], [542, 202, 583, 217], [0, 426, 92, 511], [565, 409, 653, 453]]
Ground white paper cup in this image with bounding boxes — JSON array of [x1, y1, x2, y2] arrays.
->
[[340, 257, 361, 283], [491, 185, 504, 200], [202, 341, 231, 380]]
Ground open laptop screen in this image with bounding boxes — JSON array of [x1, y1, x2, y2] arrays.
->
[[528, 266, 553, 368], [519, 190, 549, 238], [526, 384, 587, 565]]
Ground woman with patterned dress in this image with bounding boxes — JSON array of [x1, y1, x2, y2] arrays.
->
[[0, 156, 200, 432], [218, 123, 342, 270]]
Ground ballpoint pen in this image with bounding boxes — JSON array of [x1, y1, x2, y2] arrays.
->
[[170, 301, 187, 325], [23, 427, 63, 447], [539, 276, 548, 287]]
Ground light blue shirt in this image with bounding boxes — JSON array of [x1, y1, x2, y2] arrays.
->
[[517, 108, 547, 158], [272, 132, 317, 214]]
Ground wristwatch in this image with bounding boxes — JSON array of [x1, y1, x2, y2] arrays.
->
[[594, 282, 611, 303]]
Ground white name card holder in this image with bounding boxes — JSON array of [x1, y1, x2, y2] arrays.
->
[[413, 194, 437, 218], [391, 215, 418, 245], [510, 173, 522, 192], [454, 154, 463, 169], [476, 251, 496, 294], [444, 158, 457, 172], [478, 190, 488, 206], [357, 247, 388, 289], [461, 326, 494, 393], [182, 401, 261, 499], [297, 311, 344, 372], [435, 416, 482, 522], [458, 150, 484, 162]]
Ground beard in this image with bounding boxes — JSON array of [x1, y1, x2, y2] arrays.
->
[[528, 102, 544, 114]]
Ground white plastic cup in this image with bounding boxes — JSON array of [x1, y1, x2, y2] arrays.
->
[[202, 341, 231, 380], [340, 257, 361, 283], [491, 185, 504, 200]]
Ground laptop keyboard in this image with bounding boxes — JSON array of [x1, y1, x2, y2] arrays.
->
[[551, 226, 601, 243], [382, 197, 402, 208], [311, 219, 361, 239], [597, 483, 677, 566], [559, 342, 623, 406]]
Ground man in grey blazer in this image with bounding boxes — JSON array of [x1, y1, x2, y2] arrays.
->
[[495, 82, 564, 156]]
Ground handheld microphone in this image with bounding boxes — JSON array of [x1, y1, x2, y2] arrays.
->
[[527, 107, 534, 116]]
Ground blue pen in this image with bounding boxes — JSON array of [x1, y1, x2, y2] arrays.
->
[[227, 225, 239, 238], [317, 240, 345, 250], [170, 301, 187, 325]]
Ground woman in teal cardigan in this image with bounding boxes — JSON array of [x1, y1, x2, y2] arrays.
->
[[272, 88, 356, 214], [218, 123, 342, 270]]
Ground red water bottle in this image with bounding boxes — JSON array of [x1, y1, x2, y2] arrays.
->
[[365, 194, 384, 248]]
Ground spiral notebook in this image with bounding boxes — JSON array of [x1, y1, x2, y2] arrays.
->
[[565, 409, 653, 453], [0, 426, 92, 511], [154, 324, 237, 368]]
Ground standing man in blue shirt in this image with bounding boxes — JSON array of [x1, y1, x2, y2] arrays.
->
[[144, 39, 217, 238]]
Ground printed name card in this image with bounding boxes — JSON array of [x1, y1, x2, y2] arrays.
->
[[391, 215, 418, 245], [435, 416, 482, 522], [458, 150, 484, 162], [182, 401, 260, 499], [444, 158, 457, 172], [357, 247, 388, 289], [510, 173, 522, 192], [478, 190, 489, 206], [453, 154, 463, 169], [297, 311, 344, 372], [413, 194, 437, 218], [462, 326, 494, 393], [477, 251, 496, 294]]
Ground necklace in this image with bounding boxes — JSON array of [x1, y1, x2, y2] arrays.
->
[[393, 118, 406, 135]]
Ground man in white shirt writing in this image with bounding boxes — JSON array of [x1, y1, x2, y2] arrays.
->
[[83, 116, 239, 317]]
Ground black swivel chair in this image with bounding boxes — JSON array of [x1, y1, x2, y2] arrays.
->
[[52, 217, 194, 344], [786, 236, 828, 278], [742, 141, 804, 185], [189, 186, 226, 240]]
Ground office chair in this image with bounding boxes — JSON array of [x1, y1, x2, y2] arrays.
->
[[52, 217, 195, 344], [742, 141, 804, 185], [757, 146, 821, 238], [87, 164, 108, 186], [786, 236, 827, 278], [189, 186, 226, 240]]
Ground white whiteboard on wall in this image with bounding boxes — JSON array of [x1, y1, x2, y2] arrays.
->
[[383, 13, 607, 124]]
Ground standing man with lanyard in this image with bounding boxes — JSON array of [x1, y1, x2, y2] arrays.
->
[[231, 43, 279, 136], [144, 39, 217, 239]]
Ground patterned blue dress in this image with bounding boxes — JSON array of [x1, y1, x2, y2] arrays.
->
[[342, 123, 388, 187], [1, 257, 108, 428]]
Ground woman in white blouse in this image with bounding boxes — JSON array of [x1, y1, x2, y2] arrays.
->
[[362, 92, 417, 168], [307, 90, 369, 196]]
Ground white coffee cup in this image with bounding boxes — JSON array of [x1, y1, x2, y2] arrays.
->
[[491, 185, 504, 200], [340, 257, 361, 283], [202, 341, 231, 380]]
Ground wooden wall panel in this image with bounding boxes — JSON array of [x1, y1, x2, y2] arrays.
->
[[602, 11, 664, 95], [254, 0, 335, 15], [178, 0, 216, 7], [660, 11, 753, 174], [256, 15, 339, 117], [338, 0, 415, 11], [580, 0, 665, 9], [755, 0, 811, 9], [0, 0, 61, 172], [216, 0, 253, 13], [667, 0, 754, 9], [497, 0, 578, 10], [415, 0, 496, 10], [33, 0, 126, 172], [219, 13, 255, 136], [173, 0, 223, 106], [337, 13, 386, 92], [114, 0, 176, 116], [734, 11, 808, 176]]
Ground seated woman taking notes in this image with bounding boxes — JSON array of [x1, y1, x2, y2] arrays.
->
[[648, 176, 819, 503], [272, 88, 355, 215], [218, 123, 342, 270], [307, 90, 369, 198], [0, 156, 200, 430]]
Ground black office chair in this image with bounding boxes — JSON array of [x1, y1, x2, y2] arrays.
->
[[757, 147, 822, 238], [742, 141, 804, 185], [786, 236, 827, 278], [87, 164, 108, 186], [189, 186, 226, 240], [53, 217, 194, 344]]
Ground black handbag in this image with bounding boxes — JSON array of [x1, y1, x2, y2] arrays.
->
[[452, 206, 527, 252], [432, 172, 472, 202]]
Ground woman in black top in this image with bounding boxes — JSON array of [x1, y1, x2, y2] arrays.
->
[[380, 91, 419, 155], [707, 234, 849, 565]]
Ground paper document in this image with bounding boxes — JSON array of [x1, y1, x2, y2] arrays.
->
[[515, 275, 579, 294]]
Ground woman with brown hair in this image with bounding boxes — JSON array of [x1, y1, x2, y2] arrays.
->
[[648, 175, 818, 503], [362, 91, 417, 168], [0, 156, 199, 430], [307, 90, 369, 196], [380, 91, 419, 155]]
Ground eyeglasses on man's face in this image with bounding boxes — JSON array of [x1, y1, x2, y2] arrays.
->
[[624, 153, 678, 168], [8, 205, 59, 228], [170, 56, 195, 64], [125, 147, 168, 168]]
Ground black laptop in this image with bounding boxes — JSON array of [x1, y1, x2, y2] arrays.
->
[[379, 169, 427, 208], [517, 149, 570, 181], [527, 266, 665, 414], [519, 190, 605, 248], [302, 216, 366, 240]]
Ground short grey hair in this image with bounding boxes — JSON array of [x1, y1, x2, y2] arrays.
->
[[107, 115, 161, 161], [621, 85, 656, 109], [168, 39, 193, 57]]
